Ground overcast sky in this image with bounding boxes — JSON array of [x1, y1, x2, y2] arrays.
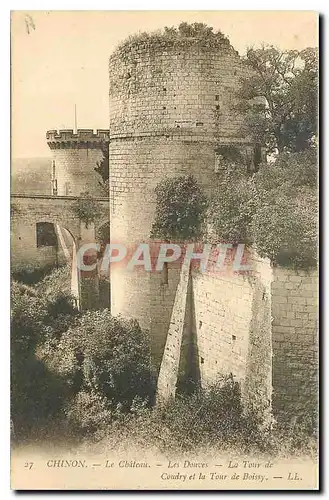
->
[[11, 10, 318, 158]]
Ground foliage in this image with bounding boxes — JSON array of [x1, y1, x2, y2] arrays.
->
[[87, 376, 316, 457], [34, 264, 71, 296], [252, 188, 317, 268], [64, 390, 114, 438], [88, 377, 316, 458], [155, 376, 247, 452], [96, 221, 110, 245], [115, 22, 232, 56], [253, 148, 317, 194], [208, 149, 317, 269], [71, 192, 102, 228], [238, 46, 318, 153], [94, 147, 109, 196], [32, 265, 79, 335], [251, 149, 318, 268], [11, 263, 59, 286], [11, 281, 47, 360], [151, 175, 208, 241], [11, 281, 67, 436], [45, 310, 155, 411], [208, 170, 255, 244]]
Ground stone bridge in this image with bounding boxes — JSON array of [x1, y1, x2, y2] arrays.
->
[[11, 193, 110, 308]]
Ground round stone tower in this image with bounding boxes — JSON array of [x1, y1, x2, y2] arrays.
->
[[109, 28, 256, 368], [46, 129, 110, 197]]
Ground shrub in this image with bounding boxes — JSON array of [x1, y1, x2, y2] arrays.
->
[[64, 390, 113, 439], [252, 189, 317, 268], [115, 23, 232, 56], [208, 149, 318, 269], [33, 265, 79, 332], [151, 175, 208, 241], [253, 149, 317, 196], [11, 281, 47, 360], [47, 311, 155, 411], [252, 150, 318, 268], [11, 263, 58, 286], [11, 281, 67, 436], [208, 170, 255, 244], [96, 376, 271, 455]]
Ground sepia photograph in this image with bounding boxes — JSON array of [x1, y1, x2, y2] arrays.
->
[[10, 10, 319, 490]]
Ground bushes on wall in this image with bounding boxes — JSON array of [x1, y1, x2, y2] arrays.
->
[[252, 150, 317, 268], [151, 174, 208, 241], [115, 22, 232, 57], [252, 189, 317, 268], [208, 170, 255, 244], [208, 149, 317, 269]]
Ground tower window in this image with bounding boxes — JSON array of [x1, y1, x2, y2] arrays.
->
[[36, 222, 57, 248], [64, 182, 71, 195], [52, 160, 56, 179], [52, 178, 58, 196], [215, 95, 219, 101]]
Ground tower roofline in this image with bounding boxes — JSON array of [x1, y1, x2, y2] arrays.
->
[[46, 129, 110, 149]]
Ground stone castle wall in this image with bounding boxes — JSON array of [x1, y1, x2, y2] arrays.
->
[[157, 249, 273, 419], [109, 37, 255, 370], [271, 267, 318, 422]]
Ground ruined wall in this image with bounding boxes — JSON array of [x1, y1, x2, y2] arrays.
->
[[271, 267, 318, 422], [109, 34, 255, 369], [46, 129, 109, 197]]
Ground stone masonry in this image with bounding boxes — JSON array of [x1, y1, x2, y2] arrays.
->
[[46, 129, 109, 197], [108, 33, 257, 370], [271, 267, 318, 422], [108, 30, 318, 422]]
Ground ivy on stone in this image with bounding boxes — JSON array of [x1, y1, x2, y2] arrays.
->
[[150, 175, 208, 242]]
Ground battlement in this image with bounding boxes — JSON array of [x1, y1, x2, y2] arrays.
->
[[46, 129, 110, 149]]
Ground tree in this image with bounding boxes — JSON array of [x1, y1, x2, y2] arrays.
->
[[238, 46, 318, 154]]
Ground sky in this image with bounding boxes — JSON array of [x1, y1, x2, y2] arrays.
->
[[11, 10, 318, 158]]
